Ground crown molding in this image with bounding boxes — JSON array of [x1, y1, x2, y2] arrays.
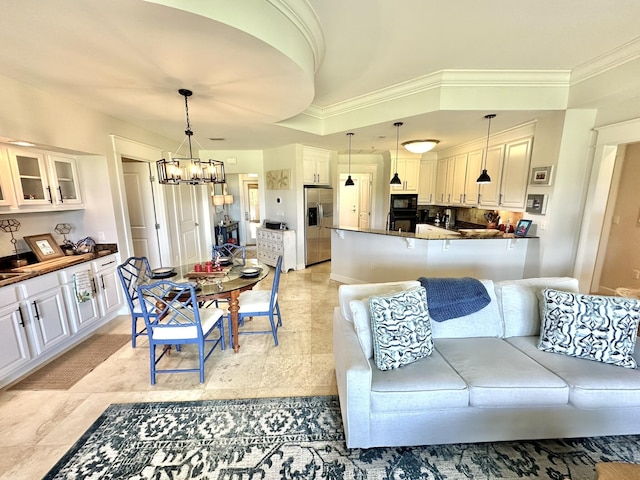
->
[[571, 37, 640, 85]]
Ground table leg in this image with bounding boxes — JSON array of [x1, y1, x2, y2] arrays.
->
[[229, 289, 240, 353]]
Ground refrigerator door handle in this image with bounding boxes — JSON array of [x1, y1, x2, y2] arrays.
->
[[317, 203, 323, 229]]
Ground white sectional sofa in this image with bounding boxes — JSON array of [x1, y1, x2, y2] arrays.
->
[[333, 277, 640, 448]]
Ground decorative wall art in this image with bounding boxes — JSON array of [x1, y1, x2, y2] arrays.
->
[[266, 169, 291, 190], [530, 166, 553, 186], [24, 233, 65, 262]]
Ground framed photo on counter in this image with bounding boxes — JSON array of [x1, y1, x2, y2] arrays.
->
[[514, 220, 533, 237], [24, 233, 65, 262]]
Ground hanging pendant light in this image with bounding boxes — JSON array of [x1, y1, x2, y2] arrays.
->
[[345, 132, 355, 186], [390, 122, 403, 185], [157, 89, 226, 185], [476, 114, 496, 184]]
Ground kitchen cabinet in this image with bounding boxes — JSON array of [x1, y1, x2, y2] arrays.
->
[[0, 152, 16, 208], [418, 159, 436, 204], [450, 154, 468, 205], [18, 273, 72, 356], [303, 146, 331, 185], [390, 157, 420, 192], [435, 157, 455, 204], [462, 149, 483, 206], [5, 147, 83, 210], [479, 138, 532, 209], [60, 264, 101, 332], [0, 287, 31, 379], [257, 227, 296, 272], [92, 255, 122, 318]]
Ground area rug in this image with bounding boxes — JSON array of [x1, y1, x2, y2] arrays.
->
[[9, 334, 130, 390], [43, 395, 640, 479]]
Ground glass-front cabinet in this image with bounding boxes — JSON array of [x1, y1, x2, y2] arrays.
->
[[6, 147, 82, 209]]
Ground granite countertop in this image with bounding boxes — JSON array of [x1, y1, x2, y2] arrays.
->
[[0, 243, 118, 288], [330, 225, 537, 240]]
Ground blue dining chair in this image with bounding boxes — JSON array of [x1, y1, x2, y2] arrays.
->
[[117, 256, 152, 348], [231, 255, 283, 346], [137, 281, 225, 384], [213, 243, 246, 266]]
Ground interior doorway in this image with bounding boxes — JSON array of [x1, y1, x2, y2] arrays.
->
[[242, 179, 260, 245], [338, 172, 371, 229]]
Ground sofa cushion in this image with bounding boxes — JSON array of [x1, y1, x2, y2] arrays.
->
[[435, 337, 568, 407], [369, 287, 433, 370], [370, 348, 469, 413], [339, 281, 421, 322], [508, 336, 640, 408], [537, 289, 640, 369], [349, 298, 375, 359], [495, 277, 579, 337], [429, 279, 503, 339]]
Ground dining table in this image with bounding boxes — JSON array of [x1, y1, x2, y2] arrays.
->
[[150, 259, 270, 353]]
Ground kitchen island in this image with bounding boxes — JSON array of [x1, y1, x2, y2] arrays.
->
[[330, 226, 539, 284]]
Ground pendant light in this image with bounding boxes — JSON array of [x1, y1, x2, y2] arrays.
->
[[476, 114, 496, 184], [345, 132, 355, 186], [157, 89, 226, 185], [390, 122, 403, 185]]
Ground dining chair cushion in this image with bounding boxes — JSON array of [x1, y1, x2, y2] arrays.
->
[[151, 308, 224, 341], [238, 290, 272, 313]]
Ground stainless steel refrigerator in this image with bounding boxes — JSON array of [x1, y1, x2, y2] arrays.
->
[[304, 186, 333, 265]]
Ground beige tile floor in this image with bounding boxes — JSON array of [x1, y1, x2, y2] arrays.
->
[[0, 261, 339, 480]]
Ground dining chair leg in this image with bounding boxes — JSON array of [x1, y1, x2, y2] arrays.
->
[[150, 344, 157, 385], [268, 312, 279, 346], [275, 302, 282, 327]]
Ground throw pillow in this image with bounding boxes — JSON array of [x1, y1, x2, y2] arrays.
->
[[537, 288, 640, 368], [369, 287, 433, 371]]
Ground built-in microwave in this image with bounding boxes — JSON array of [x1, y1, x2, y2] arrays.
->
[[391, 194, 418, 211]]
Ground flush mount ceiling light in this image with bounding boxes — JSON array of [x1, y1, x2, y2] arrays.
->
[[476, 114, 496, 184], [402, 139, 439, 154], [345, 132, 355, 187], [157, 89, 225, 186], [390, 122, 403, 185]]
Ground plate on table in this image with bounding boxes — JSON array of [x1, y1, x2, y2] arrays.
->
[[150, 267, 177, 279], [218, 256, 232, 265], [239, 267, 262, 278]]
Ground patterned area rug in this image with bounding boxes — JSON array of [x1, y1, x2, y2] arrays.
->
[[10, 334, 130, 390], [44, 395, 640, 479]]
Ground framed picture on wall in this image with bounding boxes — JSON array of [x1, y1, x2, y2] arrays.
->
[[530, 166, 553, 186], [24, 233, 65, 262]]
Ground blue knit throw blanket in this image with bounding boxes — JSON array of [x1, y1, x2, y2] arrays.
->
[[418, 277, 491, 322]]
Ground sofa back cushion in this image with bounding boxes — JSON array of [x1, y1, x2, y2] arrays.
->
[[339, 281, 421, 322], [495, 277, 579, 337], [429, 279, 503, 339]]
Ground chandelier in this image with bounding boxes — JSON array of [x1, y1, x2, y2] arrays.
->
[[157, 89, 225, 185]]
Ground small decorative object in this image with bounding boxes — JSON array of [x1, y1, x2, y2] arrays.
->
[[23, 233, 65, 262], [54, 223, 75, 253], [530, 166, 553, 186], [0, 218, 27, 267], [483, 210, 500, 229], [514, 219, 533, 237]]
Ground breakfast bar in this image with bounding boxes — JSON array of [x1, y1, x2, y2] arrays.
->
[[330, 226, 539, 284]]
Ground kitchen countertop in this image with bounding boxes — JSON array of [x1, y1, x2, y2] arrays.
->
[[0, 244, 118, 288], [330, 225, 537, 240]]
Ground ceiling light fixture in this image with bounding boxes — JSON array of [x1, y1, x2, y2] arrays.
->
[[390, 122, 403, 185], [345, 132, 355, 187], [402, 139, 439, 154], [476, 114, 496, 184], [157, 89, 225, 185]]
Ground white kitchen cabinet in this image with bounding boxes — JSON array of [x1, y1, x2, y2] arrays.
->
[[60, 264, 101, 332], [18, 273, 72, 357], [479, 138, 532, 209], [390, 157, 420, 192], [6, 147, 83, 210], [0, 286, 31, 379], [0, 151, 16, 208], [418, 159, 436, 204], [435, 157, 455, 204], [462, 149, 483, 206], [450, 154, 468, 205], [92, 255, 122, 317], [257, 228, 296, 272], [303, 146, 331, 185]]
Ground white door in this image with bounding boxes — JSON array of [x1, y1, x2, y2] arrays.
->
[[122, 160, 162, 267], [169, 184, 202, 266], [358, 173, 372, 229], [339, 174, 359, 227], [243, 180, 260, 245]]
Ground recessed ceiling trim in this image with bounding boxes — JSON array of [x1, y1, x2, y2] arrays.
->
[[571, 37, 640, 85]]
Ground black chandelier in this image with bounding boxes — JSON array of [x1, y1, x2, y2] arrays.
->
[[157, 89, 225, 185]]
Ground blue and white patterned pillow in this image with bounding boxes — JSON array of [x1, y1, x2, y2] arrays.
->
[[369, 287, 432, 371], [537, 288, 640, 368]]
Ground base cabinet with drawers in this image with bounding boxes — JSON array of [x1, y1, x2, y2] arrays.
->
[[0, 253, 123, 388], [257, 228, 296, 272]]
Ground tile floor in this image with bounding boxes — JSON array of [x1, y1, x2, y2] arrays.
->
[[0, 261, 339, 480]]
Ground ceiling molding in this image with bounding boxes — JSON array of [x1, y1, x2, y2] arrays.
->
[[571, 37, 640, 85]]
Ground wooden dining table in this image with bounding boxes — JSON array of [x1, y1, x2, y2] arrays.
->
[[158, 259, 270, 353]]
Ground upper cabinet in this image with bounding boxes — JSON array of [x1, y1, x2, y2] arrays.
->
[[2, 147, 83, 213], [479, 137, 533, 210], [303, 146, 331, 185], [418, 159, 437, 204], [390, 157, 420, 193]]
